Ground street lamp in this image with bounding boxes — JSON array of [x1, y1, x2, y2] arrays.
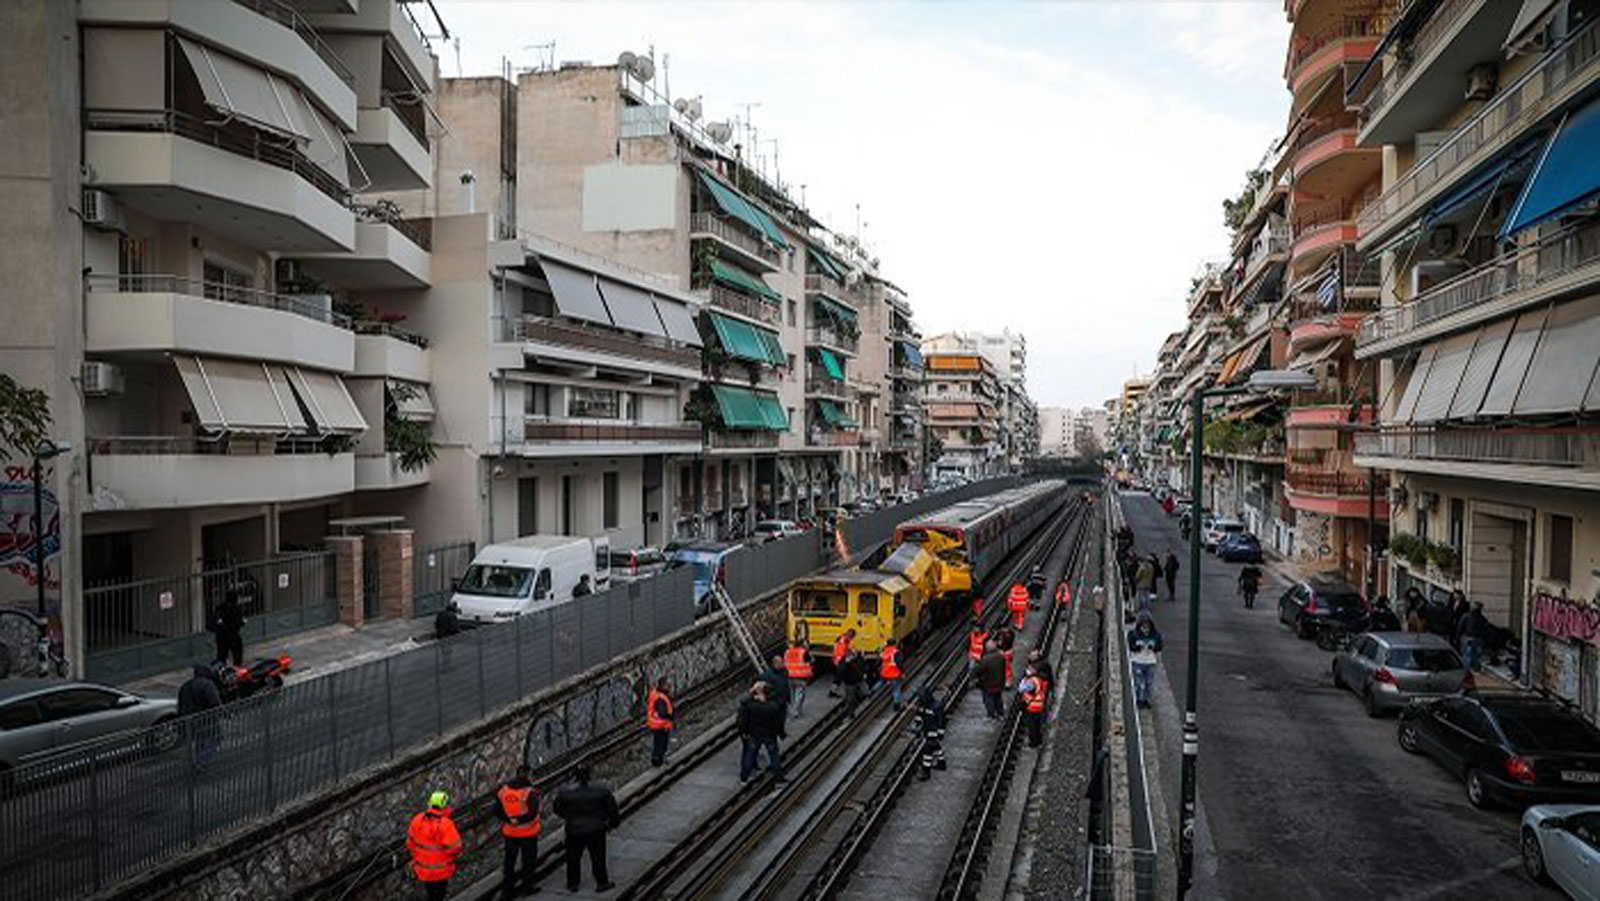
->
[[1177, 369, 1313, 898], [31, 439, 71, 618]]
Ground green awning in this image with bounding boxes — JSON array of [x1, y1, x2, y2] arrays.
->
[[756, 392, 789, 430], [708, 311, 783, 365], [813, 296, 858, 328], [697, 170, 789, 249], [807, 244, 848, 282], [754, 328, 787, 366], [812, 347, 844, 380], [817, 399, 844, 426], [713, 385, 786, 431], [709, 260, 782, 303]]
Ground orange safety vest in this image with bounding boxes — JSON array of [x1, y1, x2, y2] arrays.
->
[[833, 634, 852, 666], [1003, 649, 1014, 685], [1024, 676, 1050, 714], [497, 783, 541, 838], [1008, 584, 1029, 612], [646, 688, 674, 731], [880, 646, 902, 680], [968, 630, 988, 661], [407, 809, 462, 882], [785, 645, 814, 680]]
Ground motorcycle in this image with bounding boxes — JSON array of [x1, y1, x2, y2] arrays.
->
[[217, 654, 292, 702], [1315, 619, 1361, 652]]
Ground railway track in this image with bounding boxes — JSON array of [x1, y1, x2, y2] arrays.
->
[[619, 496, 1085, 901]]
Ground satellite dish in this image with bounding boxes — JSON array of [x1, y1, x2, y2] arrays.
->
[[685, 98, 702, 121], [706, 122, 733, 143], [673, 98, 689, 113], [618, 51, 637, 69], [633, 56, 655, 82]]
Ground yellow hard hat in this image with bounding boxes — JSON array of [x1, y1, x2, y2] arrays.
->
[[428, 790, 449, 809]]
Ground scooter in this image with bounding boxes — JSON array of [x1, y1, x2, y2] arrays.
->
[[217, 654, 292, 702]]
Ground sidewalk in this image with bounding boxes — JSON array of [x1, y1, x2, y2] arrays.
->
[[124, 616, 436, 696]]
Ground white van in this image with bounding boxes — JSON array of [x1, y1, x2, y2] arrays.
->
[[450, 535, 612, 623]]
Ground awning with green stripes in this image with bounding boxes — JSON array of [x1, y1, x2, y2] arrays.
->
[[709, 260, 783, 303], [712, 385, 786, 431], [807, 244, 848, 282], [708, 311, 784, 365], [812, 296, 858, 328], [697, 170, 790, 249], [811, 347, 844, 380], [817, 398, 844, 426]]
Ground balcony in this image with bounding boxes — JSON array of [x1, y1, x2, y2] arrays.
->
[[1358, 220, 1600, 357], [1355, 427, 1600, 489], [355, 452, 430, 491], [805, 377, 855, 401], [805, 273, 852, 306], [85, 109, 354, 252], [87, 437, 355, 511], [1287, 21, 1380, 98], [510, 315, 702, 380], [86, 274, 354, 372], [1285, 464, 1389, 517], [1289, 123, 1378, 200], [294, 216, 431, 289], [1290, 209, 1361, 274], [696, 282, 783, 327], [1358, 19, 1600, 251], [516, 419, 704, 456], [350, 99, 432, 192], [707, 429, 780, 450], [690, 213, 781, 273], [808, 430, 862, 448], [306, 0, 433, 93], [352, 325, 430, 381], [808, 325, 859, 355]]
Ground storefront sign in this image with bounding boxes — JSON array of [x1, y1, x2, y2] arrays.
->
[[1533, 593, 1600, 647]]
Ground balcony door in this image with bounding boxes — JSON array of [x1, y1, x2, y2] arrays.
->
[[517, 477, 538, 537]]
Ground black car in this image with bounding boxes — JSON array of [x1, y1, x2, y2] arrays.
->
[[1399, 693, 1600, 809], [1277, 577, 1366, 639], [1217, 532, 1263, 563]]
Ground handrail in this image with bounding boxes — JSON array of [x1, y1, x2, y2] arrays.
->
[[689, 212, 780, 266], [1357, 426, 1600, 467], [231, 0, 355, 86], [88, 435, 336, 455], [1287, 17, 1380, 78], [1356, 0, 1476, 123], [352, 319, 430, 348], [512, 315, 701, 368], [693, 281, 784, 327], [86, 273, 352, 328]]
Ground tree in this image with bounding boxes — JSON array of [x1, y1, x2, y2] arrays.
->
[[0, 373, 52, 461], [1222, 168, 1269, 234]]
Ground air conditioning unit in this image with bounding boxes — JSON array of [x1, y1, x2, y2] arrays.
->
[[1464, 64, 1497, 102], [81, 361, 125, 396], [82, 189, 124, 232]]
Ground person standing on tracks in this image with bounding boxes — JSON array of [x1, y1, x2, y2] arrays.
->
[[1128, 612, 1163, 708], [407, 791, 463, 901], [913, 685, 948, 781], [975, 640, 1007, 719], [995, 627, 1016, 686], [1162, 551, 1180, 603], [967, 620, 989, 673], [554, 763, 620, 892], [762, 654, 792, 721], [879, 638, 905, 709], [837, 651, 867, 719], [1007, 582, 1029, 631], [1019, 663, 1050, 749], [829, 628, 856, 698], [784, 638, 814, 717], [646, 677, 675, 767], [738, 681, 787, 782], [495, 764, 542, 898]]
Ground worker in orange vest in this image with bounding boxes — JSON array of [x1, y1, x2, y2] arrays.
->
[[994, 627, 1015, 685], [495, 765, 542, 898], [1007, 582, 1029, 630], [829, 629, 855, 697], [784, 638, 814, 717], [646, 677, 675, 767], [407, 791, 463, 901], [879, 637, 905, 708], [967, 621, 989, 671], [1020, 664, 1051, 749]]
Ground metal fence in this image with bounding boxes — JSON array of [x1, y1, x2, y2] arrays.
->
[[413, 540, 477, 618]]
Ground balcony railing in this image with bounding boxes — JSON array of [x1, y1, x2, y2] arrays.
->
[[1355, 0, 1476, 125], [1357, 19, 1600, 240], [690, 213, 781, 267], [1287, 466, 1384, 496], [1289, 292, 1380, 324], [85, 109, 349, 204], [805, 377, 855, 399], [353, 203, 434, 252], [87, 273, 351, 328], [695, 281, 783, 327], [353, 319, 430, 349], [1287, 17, 1381, 80], [232, 0, 355, 86], [1356, 427, 1600, 467], [808, 429, 861, 447], [510, 316, 701, 369], [707, 429, 781, 449], [523, 420, 702, 444], [379, 88, 429, 147], [808, 325, 859, 354], [1359, 219, 1600, 347], [88, 435, 331, 456], [805, 272, 850, 302]]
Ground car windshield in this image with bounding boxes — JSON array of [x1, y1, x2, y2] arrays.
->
[[1495, 710, 1600, 752], [793, 589, 848, 615], [1384, 648, 1462, 671], [457, 564, 535, 599]]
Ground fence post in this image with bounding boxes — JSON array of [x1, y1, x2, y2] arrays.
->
[[384, 655, 396, 758], [476, 625, 488, 719], [184, 721, 198, 849], [514, 614, 525, 698], [88, 753, 103, 891], [433, 641, 445, 735], [263, 696, 276, 812]]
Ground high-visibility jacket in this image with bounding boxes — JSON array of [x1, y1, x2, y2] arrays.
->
[[968, 630, 988, 661], [1056, 583, 1072, 606], [497, 783, 541, 838], [646, 689, 674, 731], [1024, 676, 1050, 714], [407, 809, 462, 882], [785, 645, 814, 679], [1007, 584, 1029, 612], [879, 646, 902, 680], [833, 634, 852, 666], [1003, 649, 1014, 685]]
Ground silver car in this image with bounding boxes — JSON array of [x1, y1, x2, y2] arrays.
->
[[0, 680, 179, 775], [1331, 632, 1469, 717]]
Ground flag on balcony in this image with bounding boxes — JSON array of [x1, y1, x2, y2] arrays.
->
[[1317, 257, 1340, 311]]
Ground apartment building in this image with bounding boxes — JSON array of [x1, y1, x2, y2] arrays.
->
[[1075, 406, 1111, 458], [923, 329, 1038, 469], [1348, 0, 1600, 716], [923, 350, 1004, 479], [0, 0, 447, 676], [1039, 406, 1076, 457]]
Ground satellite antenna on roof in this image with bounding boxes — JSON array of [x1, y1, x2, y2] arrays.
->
[[618, 51, 655, 82], [673, 97, 703, 121], [706, 121, 733, 143]]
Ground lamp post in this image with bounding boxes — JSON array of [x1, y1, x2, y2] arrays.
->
[[1178, 370, 1313, 899], [31, 439, 71, 618]]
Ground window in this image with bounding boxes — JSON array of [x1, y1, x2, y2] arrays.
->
[[533, 568, 552, 600], [856, 591, 880, 616], [525, 384, 551, 418], [458, 564, 534, 598], [0, 700, 42, 731], [786, 353, 796, 370], [603, 471, 619, 529], [562, 475, 575, 534], [1549, 514, 1575, 583], [1449, 498, 1465, 556], [1416, 508, 1431, 543], [38, 688, 122, 721], [569, 387, 619, 419], [518, 477, 538, 536], [787, 300, 797, 326], [118, 234, 147, 281]]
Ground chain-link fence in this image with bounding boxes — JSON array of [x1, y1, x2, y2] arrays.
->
[[1086, 844, 1158, 901]]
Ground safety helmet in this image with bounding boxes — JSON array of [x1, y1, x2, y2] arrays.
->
[[428, 790, 450, 809]]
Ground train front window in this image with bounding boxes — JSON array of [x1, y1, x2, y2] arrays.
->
[[795, 590, 848, 616], [856, 592, 880, 616]]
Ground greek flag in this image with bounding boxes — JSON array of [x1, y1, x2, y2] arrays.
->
[[1317, 258, 1340, 311]]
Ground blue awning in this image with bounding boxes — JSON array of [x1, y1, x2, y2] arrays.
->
[[1500, 96, 1600, 240], [904, 345, 925, 368], [1423, 139, 1540, 227], [1345, 0, 1436, 101]]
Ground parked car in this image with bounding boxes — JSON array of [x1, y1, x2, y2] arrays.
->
[[1278, 576, 1367, 639], [668, 543, 744, 616], [0, 680, 179, 777], [1399, 693, 1600, 809], [609, 545, 668, 578], [1522, 803, 1600, 899], [1216, 532, 1264, 563], [1332, 632, 1471, 717], [751, 520, 805, 543], [1201, 518, 1246, 552]]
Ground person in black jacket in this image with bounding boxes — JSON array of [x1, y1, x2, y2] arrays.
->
[[552, 763, 620, 892], [974, 643, 1007, 719], [212, 588, 246, 666], [836, 652, 866, 720], [434, 601, 461, 640], [913, 685, 947, 781], [760, 655, 791, 721], [737, 682, 786, 782], [177, 664, 223, 764]]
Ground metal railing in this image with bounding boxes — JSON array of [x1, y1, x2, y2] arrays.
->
[[351, 205, 433, 252], [1359, 219, 1600, 346], [1358, 18, 1600, 239], [231, 0, 355, 86], [804, 376, 855, 400], [510, 315, 701, 369], [807, 428, 862, 447], [807, 325, 860, 354], [1286, 466, 1383, 496], [1287, 16, 1381, 80], [352, 319, 431, 349], [412, 540, 476, 618], [1356, 0, 1476, 123], [523, 420, 702, 443], [85, 108, 350, 203], [86, 273, 351, 328], [1355, 427, 1600, 467], [707, 429, 781, 449], [695, 281, 784, 326], [689, 213, 781, 267], [805, 272, 850, 301], [87, 435, 337, 457]]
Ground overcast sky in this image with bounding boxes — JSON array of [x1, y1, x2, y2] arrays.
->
[[437, 1, 1291, 409]]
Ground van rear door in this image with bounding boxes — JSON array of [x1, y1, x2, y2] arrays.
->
[[592, 537, 611, 592]]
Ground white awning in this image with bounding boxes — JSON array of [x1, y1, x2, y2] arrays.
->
[[537, 259, 613, 327], [1449, 319, 1513, 420], [654, 297, 703, 347], [172, 355, 308, 434], [1505, 0, 1560, 54], [1287, 339, 1344, 373], [1411, 330, 1477, 423], [176, 36, 306, 142], [1512, 295, 1600, 416], [288, 368, 368, 434], [387, 380, 436, 422], [1394, 345, 1436, 423], [596, 277, 668, 338], [282, 86, 350, 187], [1479, 307, 1548, 416]]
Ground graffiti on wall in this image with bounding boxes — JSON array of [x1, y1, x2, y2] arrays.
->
[[0, 465, 59, 590], [1294, 512, 1335, 565], [1533, 592, 1600, 648]]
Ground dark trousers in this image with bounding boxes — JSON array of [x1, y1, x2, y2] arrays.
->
[[565, 830, 609, 889], [740, 736, 783, 780], [501, 835, 538, 897], [842, 683, 863, 718], [1025, 710, 1044, 748], [423, 880, 448, 901], [651, 728, 670, 766], [214, 630, 243, 666], [982, 689, 1004, 719]]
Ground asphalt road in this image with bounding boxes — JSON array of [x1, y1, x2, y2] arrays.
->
[[1119, 493, 1554, 901]]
